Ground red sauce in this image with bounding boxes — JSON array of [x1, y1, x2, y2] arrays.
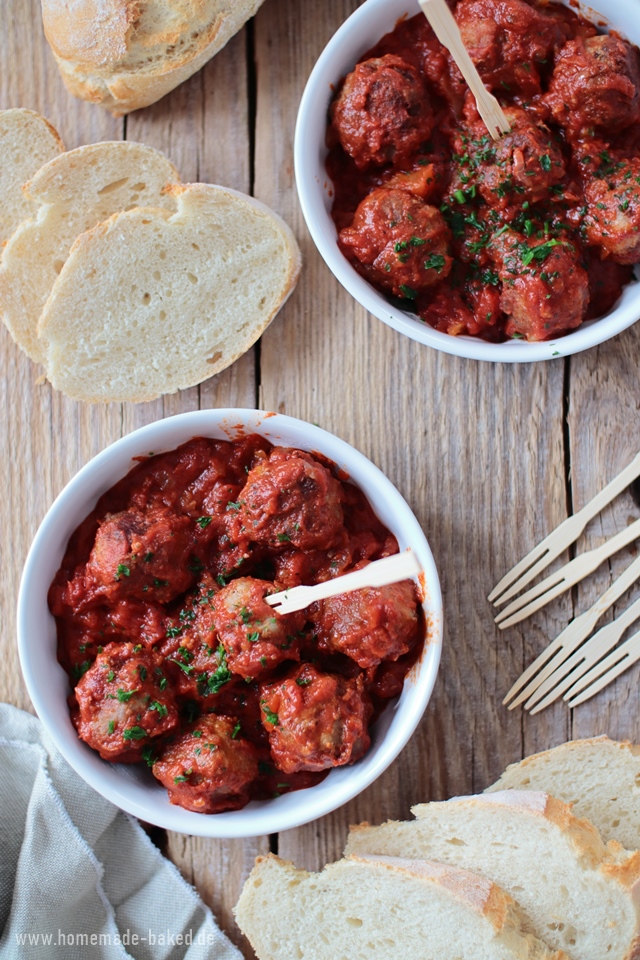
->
[[326, 1, 639, 342], [50, 436, 424, 814]]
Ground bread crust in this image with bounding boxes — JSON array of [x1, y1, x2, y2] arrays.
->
[[41, 0, 266, 114]]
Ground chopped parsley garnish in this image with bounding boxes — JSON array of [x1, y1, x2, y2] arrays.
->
[[196, 516, 213, 528], [296, 676, 312, 687], [138, 665, 147, 681], [540, 154, 552, 172], [520, 239, 566, 267], [153, 579, 169, 588], [166, 626, 182, 639], [106, 670, 115, 683], [141, 745, 156, 767], [122, 726, 147, 741], [108, 720, 115, 735], [115, 564, 130, 580], [170, 657, 194, 675], [423, 254, 446, 273], [158, 676, 168, 691], [193, 730, 203, 738], [231, 722, 242, 739], [143, 552, 154, 563], [247, 631, 260, 643], [199, 646, 232, 695], [276, 532, 291, 543], [117, 688, 137, 703], [174, 769, 192, 784], [399, 284, 417, 300], [150, 700, 168, 717], [261, 700, 279, 726]]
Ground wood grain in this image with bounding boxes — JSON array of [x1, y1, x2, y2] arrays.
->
[[1, 1, 640, 958]]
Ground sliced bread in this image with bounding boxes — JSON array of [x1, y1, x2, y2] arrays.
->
[[486, 737, 640, 851], [234, 853, 566, 960], [0, 140, 178, 364], [38, 183, 301, 402], [345, 791, 640, 960], [41, 0, 266, 115], [0, 109, 63, 245]]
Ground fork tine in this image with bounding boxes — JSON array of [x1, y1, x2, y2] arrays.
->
[[528, 658, 590, 713], [565, 633, 640, 706], [494, 568, 564, 625], [488, 544, 551, 604], [495, 573, 566, 627]]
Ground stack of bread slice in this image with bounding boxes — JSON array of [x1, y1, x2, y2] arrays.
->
[[0, 108, 300, 403], [235, 737, 640, 960]]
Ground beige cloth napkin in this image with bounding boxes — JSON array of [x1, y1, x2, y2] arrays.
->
[[0, 703, 243, 960]]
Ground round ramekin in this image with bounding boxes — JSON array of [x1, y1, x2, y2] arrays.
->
[[295, 0, 640, 363], [17, 410, 442, 838]]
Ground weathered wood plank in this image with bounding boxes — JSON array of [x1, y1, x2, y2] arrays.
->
[[254, 0, 570, 878], [567, 326, 640, 741]]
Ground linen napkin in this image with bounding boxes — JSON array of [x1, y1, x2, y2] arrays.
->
[[0, 703, 243, 960]]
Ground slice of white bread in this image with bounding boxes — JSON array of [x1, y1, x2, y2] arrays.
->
[[345, 791, 640, 960], [0, 109, 63, 245], [485, 737, 640, 851], [41, 0, 266, 115], [0, 140, 178, 363], [38, 183, 301, 402], [234, 853, 567, 960]]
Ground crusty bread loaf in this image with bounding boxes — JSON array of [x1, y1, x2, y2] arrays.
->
[[234, 853, 567, 960], [0, 140, 178, 363], [485, 737, 640, 851], [38, 182, 301, 401], [41, 0, 266, 115], [345, 791, 640, 960], [0, 109, 63, 245]]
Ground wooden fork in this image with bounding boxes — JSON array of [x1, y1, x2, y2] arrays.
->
[[489, 450, 640, 607], [418, 0, 510, 140], [494, 516, 640, 628], [565, 629, 640, 707]]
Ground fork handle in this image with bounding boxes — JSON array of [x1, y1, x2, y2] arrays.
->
[[590, 515, 640, 566], [574, 450, 640, 528]]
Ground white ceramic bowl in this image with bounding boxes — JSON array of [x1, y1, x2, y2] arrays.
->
[[18, 410, 442, 838], [295, 0, 640, 363]]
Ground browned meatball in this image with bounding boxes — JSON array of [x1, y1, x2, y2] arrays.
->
[[546, 36, 640, 139], [454, 108, 565, 209], [86, 507, 196, 604], [455, 0, 564, 96], [579, 151, 640, 265], [339, 188, 452, 299], [210, 577, 304, 680], [152, 715, 260, 813], [227, 448, 344, 552], [75, 642, 178, 763], [310, 576, 420, 669], [331, 54, 434, 170], [259, 664, 370, 774], [489, 229, 589, 340]]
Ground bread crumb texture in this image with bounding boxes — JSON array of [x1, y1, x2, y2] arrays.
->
[[38, 183, 301, 402]]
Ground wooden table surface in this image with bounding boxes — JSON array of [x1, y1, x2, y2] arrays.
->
[[2, 1, 640, 955]]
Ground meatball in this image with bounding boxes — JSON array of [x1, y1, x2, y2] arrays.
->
[[586, 254, 634, 318], [490, 228, 589, 340], [259, 664, 370, 774], [310, 576, 420, 669], [152, 715, 260, 813], [339, 188, 452, 298], [86, 507, 196, 604], [455, 0, 564, 96], [331, 54, 434, 170], [227, 448, 344, 552], [580, 153, 640, 265], [75, 643, 178, 763], [546, 35, 640, 139], [455, 108, 565, 209], [210, 577, 304, 680]]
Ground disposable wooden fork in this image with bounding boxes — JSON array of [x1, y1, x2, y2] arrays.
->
[[494, 516, 640, 629], [265, 549, 421, 615], [489, 450, 640, 607], [503, 551, 640, 708], [527, 592, 640, 713], [565, 629, 640, 707], [418, 0, 511, 140]]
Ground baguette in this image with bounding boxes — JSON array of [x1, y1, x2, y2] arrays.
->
[[234, 853, 567, 960], [41, 0, 266, 115], [486, 737, 640, 851], [345, 791, 640, 960], [38, 182, 301, 402], [0, 109, 63, 246], [0, 140, 178, 363]]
